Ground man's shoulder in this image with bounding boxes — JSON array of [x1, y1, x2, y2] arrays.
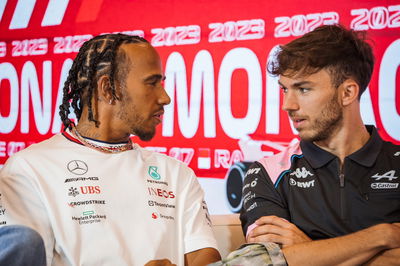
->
[[380, 140, 400, 161], [256, 139, 303, 183], [9, 134, 64, 159], [258, 139, 303, 169]]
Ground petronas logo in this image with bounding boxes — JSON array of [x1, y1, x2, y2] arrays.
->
[[148, 166, 161, 180]]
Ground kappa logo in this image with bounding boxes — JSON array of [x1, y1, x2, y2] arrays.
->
[[290, 167, 314, 178], [67, 160, 88, 175], [148, 166, 161, 180], [371, 170, 398, 181]]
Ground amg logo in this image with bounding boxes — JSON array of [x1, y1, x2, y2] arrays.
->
[[65, 177, 99, 183], [371, 183, 399, 189]]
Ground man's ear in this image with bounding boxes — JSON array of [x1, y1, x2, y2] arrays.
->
[[96, 75, 114, 104], [340, 79, 359, 106]]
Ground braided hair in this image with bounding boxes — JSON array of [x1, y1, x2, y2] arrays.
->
[[59, 33, 148, 129]]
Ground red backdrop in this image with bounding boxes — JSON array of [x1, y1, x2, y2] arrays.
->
[[1, 0, 399, 181]]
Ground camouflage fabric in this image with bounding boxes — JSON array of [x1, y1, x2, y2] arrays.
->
[[209, 242, 287, 266]]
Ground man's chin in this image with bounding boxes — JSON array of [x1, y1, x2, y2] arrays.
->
[[298, 130, 316, 142], [134, 130, 156, 141]]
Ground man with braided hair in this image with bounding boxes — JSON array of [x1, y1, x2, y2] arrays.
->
[[0, 34, 220, 266], [240, 24, 400, 265]]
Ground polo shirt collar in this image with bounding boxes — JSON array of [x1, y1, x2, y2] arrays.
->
[[300, 125, 382, 169]]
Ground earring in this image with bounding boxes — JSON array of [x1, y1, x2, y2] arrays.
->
[[109, 99, 113, 105]]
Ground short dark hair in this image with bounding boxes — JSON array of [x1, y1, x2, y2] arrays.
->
[[268, 24, 375, 98], [59, 33, 148, 128]]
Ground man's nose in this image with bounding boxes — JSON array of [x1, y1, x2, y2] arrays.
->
[[158, 87, 171, 106], [282, 91, 299, 112]]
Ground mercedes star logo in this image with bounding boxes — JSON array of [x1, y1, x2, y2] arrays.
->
[[67, 160, 88, 175]]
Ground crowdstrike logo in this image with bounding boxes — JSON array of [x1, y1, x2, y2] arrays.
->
[[148, 166, 161, 180], [67, 160, 88, 175], [371, 170, 398, 181]]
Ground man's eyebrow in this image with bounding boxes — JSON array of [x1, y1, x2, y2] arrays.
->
[[278, 80, 313, 88], [144, 74, 165, 82]]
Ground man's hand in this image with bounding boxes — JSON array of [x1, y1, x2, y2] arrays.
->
[[247, 215, 311, 247], [145, 259, 176, 266]]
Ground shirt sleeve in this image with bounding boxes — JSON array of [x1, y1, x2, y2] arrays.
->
[[0, 155, 55, 265], [239, 162, 290, 236], [181, 170, 218, 254]]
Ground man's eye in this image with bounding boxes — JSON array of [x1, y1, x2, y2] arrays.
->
[[280, 86, 288, 93], [299, 87, 310, 93]]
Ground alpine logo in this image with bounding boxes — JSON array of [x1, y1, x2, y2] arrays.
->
[[290, 167, 314, 178], [371, 170, 398, 181]]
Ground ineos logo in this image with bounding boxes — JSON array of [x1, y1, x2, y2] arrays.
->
[[67, 160, 88, 175]]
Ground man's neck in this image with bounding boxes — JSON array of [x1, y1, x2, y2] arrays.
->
[[313, 123, 370, 165], [75, 121, 130, 143]]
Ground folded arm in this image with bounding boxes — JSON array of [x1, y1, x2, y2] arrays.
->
[[248, 216, 400, 266]]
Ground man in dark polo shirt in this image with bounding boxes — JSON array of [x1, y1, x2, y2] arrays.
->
[[240, 25, 400, 265]]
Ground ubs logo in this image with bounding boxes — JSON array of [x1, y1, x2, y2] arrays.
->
[[67, 160, 88, 175]]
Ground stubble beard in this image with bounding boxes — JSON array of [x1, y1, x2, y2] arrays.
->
[[117, 100, 156, 142], [298, 94, 343, 142]]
